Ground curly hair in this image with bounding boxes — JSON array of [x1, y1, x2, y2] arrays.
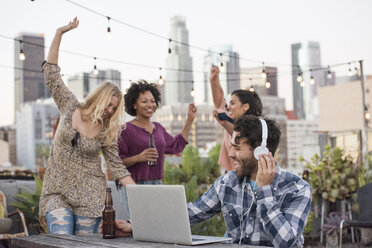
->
[[234, 115, 281, 156], [124, 80, 161, 116], [231, 89, 263, 117]]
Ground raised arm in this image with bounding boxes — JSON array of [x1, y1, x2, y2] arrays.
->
[[180, 103, 197, 141], [209, 66, 226, 110], [47, 17, 79, 64]]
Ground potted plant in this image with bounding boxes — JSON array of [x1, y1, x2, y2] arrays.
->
[[323, 212, 348, 248], [9, 174, 47, 233]]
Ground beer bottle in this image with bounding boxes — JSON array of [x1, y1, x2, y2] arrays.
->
[[148, 133, 157, 167], [102, 187, 116, 239]]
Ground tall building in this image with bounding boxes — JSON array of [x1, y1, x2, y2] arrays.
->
[[67, 73, 90, 100], [261, 96, 288, 167], [164, 16, 193, 106], [291, 41, 324, 120], [203, 45, 240, 105], [155, 104, 224, 149], [14, 33, 47, 120], [67, 70, 121, 100], [0, 126, 17, 166], [16, 99, 59, 171], [89, 69, 121, 91], [240, 66, 278, 96], [286, 117, 319, 176]]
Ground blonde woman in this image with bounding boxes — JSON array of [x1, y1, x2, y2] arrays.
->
[[39, 17, 135, 235]]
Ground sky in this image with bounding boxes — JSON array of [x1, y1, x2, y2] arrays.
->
[[1, 0, 371, 126]]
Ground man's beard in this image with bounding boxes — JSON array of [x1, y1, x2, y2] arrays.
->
[[236, 157, 257, 180]]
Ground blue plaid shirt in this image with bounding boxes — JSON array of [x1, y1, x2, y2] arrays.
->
[[187, 165, 312, 247]]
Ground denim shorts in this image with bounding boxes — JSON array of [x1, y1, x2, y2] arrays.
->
[[46, 208, 102, 235]]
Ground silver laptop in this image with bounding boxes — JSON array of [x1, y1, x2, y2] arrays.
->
[[126, 185, 231, 246]]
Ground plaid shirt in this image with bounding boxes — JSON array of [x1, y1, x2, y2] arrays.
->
[[187, 165, 312, 247]]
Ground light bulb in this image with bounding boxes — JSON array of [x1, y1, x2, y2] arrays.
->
[[310, 76, 315, 85], [297, 73, 303, 83], [158, 76, 164, 85], [106, 26, 111, 39], [354, 67, 358, 75], [261, 69, 266, 79], [300, 81, 305, 87], [219, 62, 225, 72], [249, 85, 254, 92], [327, 70, 332, 79], [19, 49, 25, 61], [190, 88, 195, 97], [93, 65, 98, 75], [366, 112, 370, 120], [265, 81, 271, 88], [168, 39, 172, 54]]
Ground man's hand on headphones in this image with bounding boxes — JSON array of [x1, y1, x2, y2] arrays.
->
[[256, 152, 276, 187]]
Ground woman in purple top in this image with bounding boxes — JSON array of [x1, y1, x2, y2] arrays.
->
[[117, 81, 196, 212]]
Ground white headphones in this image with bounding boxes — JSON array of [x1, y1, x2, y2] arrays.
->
[[253, 119, 269, 160]]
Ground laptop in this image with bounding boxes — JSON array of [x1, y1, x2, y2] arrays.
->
[[126, 185, 231, 246]]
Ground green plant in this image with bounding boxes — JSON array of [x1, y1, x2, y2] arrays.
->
[[36, 144, 50, 168], [9, 174, 46, 232], [301, 145, 360, 203], [304, 211, 314, 235]]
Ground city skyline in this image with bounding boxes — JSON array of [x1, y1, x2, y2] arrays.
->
[[1, 0, 372, 126]]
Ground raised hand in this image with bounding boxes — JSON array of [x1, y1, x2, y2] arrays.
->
[[209, 66, 220, 83], [57, 17, 79, 35], [186, 103, 197, 121], [256, 152, 277, 187]]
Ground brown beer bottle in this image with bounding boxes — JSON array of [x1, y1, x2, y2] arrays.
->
[[102, 187, 116, 239], [148, 133, 157, 167]]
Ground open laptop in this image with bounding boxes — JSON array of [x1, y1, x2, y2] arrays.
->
[[126, 185, 231, 246]]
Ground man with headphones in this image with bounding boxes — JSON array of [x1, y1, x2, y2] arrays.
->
[[102, 115, 312, 247], [187, 115, 312, 247]]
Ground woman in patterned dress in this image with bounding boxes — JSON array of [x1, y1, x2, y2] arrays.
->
[[39, 17, 135, 235]]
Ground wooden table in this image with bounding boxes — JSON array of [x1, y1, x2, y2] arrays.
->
[[12, 234, 271, 248]]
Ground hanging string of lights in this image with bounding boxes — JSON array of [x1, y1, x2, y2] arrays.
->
[[64, 0, 333, 69]]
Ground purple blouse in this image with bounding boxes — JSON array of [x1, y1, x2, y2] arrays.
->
[[118, 122, 188, 182]]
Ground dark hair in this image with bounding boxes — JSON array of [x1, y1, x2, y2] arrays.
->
[[231, 89, 263, 116], [234, 115, 281, 156], [124, 80, 161, 116]]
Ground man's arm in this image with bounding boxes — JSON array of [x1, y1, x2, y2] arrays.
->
[[255, 153, 312, 247], [255, 183, 312, 247], [187, 179, 222, 224]]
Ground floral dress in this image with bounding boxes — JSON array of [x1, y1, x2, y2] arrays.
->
[[39, 62, 130, 218]]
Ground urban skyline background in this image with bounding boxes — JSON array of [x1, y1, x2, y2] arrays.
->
[[1, 0, 372, 126]]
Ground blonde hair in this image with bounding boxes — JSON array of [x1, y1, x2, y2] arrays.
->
[[80, 82, 124, 146]]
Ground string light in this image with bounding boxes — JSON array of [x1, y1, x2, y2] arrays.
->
[[265, 80, 271, 88], [190, 81, 195, 97], [158, 67, 164, 85], [354, 63, 359, 76], [327, 65, 332, 79], [296, 65, 302, 82], [106, 16, 111, 39], [249, 85, 255, 92], [309, 69, 315, 85], [365, 106, 370, 121], [19, 40, 25, 61], [168, 39, 172, 54], [297, 73, 303, 83], [93, 57, 98, 75], [261, 62, 266, 79], [348, 63, 353, 76], [300, 81, 305, 87], [219, 53, 224, 72]]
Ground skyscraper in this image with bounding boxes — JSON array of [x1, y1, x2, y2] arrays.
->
[[291, 41, 324, 120], [89, 69, 121, 91], [203, 45, 240, 105], [67, 73, 90, 100], [164, 16, 193, 106], [14, 33, 47, 120]]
